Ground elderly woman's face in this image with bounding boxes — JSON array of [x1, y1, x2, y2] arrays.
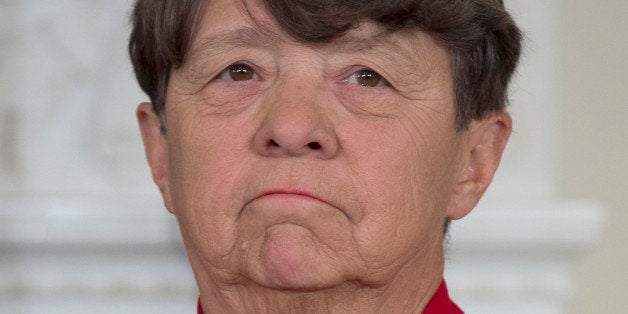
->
[[143, 0, 478, 290]]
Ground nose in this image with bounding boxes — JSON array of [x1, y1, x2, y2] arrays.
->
[[252, 81, 339, 159]]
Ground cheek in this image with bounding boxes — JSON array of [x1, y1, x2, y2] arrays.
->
[[343, 110, 459, 266], [169, 113, 251, 198], [166, 109, 257, 258]]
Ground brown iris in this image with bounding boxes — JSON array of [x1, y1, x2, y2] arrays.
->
[[354, 70, 383, 87], [228, 64, 254, 81]]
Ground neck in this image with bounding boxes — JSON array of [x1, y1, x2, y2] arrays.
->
[[194, 245, 444, 313]]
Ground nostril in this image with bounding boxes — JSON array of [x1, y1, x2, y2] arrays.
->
[[269, 139, 280, 147], [307, 142, 322, 150]]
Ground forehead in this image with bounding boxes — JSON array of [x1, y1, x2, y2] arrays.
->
[[188, 0, 444, 59], [195, 0, 259, 34]]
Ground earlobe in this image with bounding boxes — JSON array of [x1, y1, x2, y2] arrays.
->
[[447, 111, 512, 220], [136, 102, 175, 213]]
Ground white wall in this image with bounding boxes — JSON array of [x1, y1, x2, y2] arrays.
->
[[556, 1, 628, 313]]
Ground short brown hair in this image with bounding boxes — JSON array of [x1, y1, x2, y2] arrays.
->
[[129, 0, 522, 131]]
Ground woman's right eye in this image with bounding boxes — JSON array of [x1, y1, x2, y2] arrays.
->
[[218, 63, 257, 81]]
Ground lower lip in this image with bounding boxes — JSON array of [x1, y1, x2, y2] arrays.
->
[[248, 193, 351, 221]]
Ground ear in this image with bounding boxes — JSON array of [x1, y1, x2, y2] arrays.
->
[[137, 102, 175, 214], [446, 111, 512, 220]]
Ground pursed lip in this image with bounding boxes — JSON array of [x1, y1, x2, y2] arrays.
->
[[256, 189, 324, 202], [242, 186, 352, 222], [246, 187, 335, 212]]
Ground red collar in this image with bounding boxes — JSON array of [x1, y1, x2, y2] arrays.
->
[[198, 280, 462, 313], [423, 280, 463, 314]]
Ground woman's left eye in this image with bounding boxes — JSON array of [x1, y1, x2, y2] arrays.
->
[[345, 69, 388, 87]]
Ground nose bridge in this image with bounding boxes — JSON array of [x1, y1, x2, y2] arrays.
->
[[271, 74, 324, 122], [253, 69, 339, 159]]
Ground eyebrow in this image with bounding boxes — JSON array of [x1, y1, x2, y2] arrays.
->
[[331, 31, 402, 52], [185, 27, 403, 65], [185, 27, 277, 63]]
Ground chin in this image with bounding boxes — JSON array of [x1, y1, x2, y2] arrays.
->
[[260, 268, 345, 292], [251, 223, 348, 291]]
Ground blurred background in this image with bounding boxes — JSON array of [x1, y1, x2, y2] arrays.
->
[[0, 0, 625, 313]]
